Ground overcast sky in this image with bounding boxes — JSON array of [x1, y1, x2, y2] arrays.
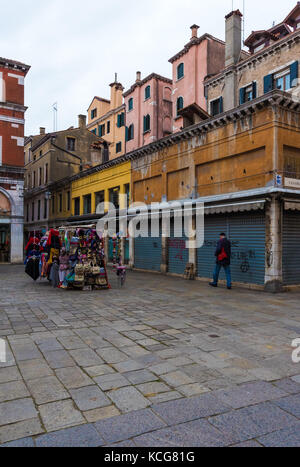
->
[[0, 0, 297, 135]]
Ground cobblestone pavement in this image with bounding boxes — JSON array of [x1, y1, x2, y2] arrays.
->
[[0, 265, 300, 447]]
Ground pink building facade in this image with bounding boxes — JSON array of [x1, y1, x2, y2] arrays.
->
[[169, 26, 226, 132], [124, 73, 173, 153]]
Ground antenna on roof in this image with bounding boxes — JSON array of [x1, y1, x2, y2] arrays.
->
[[52, 102, 58, 132], [115, 73, 118, 83]]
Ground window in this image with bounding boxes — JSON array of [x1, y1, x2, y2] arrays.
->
[[59, 193, 63, 212], [37, 200, 41, 220], [91, 108, 97, 119], [33, 171, 36, 188], [45, 163, 48, 184], [91, 129, 97, 135], [95, 191, 105, 211], [109, 187, 120, 210], [39, 150, 42, 158], [128, 98, 133, 111], [176, 97, 184, 115], [210, 97, 223, 116], [31, 202, 34, 221], [67, 191, 70, 211], [264, 61, 298, 94], [143, 114, 151, 133], [39, 167, 42, 186], [26, 204, 29, 223], [125, 184, 130, 207], [67, 137, 76, 151], [116, 142, 122, 153], [177, 63, 184, 80], [126, 124, 134, 141], [44, 198, 48, 219], [239, 82, 257, 105], [52, 194, 55, 214], [117, 113, 125, 128], [145, 85, 151, 100], [83, 194, 92, 215], [28, 174, 31, 188], [107, 121, 111, 134], [74, 197, 80, 216], [98, 124, 105, 137]]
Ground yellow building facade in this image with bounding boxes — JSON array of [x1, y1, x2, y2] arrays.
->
[[87, 78, 126, 160]]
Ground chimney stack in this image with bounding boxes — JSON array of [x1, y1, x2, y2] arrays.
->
[[40, 127, 46, 135], [136, 71, 141, 82], [78, 114, 86, 129], [190, 24, 199, 39], [225, 10, 242, 67]]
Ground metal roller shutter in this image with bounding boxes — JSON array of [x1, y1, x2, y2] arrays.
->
[[168, 221, 189, 275], [197, 213, 265, 285], [283, 212, 300, 286], [134, 224, 162, 272]]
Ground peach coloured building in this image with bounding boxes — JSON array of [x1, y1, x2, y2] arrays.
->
[[123, 72, 173, 153], [169, 25, 226, 132]]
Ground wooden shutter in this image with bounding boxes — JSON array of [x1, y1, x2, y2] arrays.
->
[[252, 81, 257, 99], [219, 96, 223, 114], [290, 61, 299, 87], [239, 87, 245, 105], [264, 74, 273, 93]]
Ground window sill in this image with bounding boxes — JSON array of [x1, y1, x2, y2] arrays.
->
[[143, 130, 151, 135], [176, 76, 184, 82]]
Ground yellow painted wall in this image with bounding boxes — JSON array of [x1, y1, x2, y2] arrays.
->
[[71, 161, 131, 216]]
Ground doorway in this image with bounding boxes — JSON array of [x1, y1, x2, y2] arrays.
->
[[0, 224, 10, 263]]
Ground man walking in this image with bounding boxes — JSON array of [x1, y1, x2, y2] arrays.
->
[[209, 233, 232, 290]]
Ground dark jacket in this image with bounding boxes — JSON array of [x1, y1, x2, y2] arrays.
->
[[215, 238, 231, 266]]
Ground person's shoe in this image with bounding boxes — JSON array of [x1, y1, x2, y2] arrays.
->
[[227, 286, 232, 290], [209, 283, 218, 288]]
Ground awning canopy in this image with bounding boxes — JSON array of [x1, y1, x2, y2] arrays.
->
[[205, 199, 266, 215]]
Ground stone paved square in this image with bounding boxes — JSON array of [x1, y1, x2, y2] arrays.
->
[[0, 265, 300, 447]]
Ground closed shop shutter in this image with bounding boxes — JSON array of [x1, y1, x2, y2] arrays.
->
[[283, 211, 300, 286], [197, 213, 265, 285], [134, 225, 162, 272], [168, 221, 189, 275]]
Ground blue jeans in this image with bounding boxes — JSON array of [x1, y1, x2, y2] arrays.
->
[[213, 263, 232, 288]]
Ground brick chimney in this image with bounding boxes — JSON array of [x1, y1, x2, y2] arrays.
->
[[136, 71, 141, 82], [225, 10, 242, 67], [78, 114, 86, 129], [190, 24, 199, 39], [40, 127, 46, 135]]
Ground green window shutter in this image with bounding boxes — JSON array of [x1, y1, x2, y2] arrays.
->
[[143, 116, 146, 132], [290, 61, 299, 87], [239, 87, 246, 105], [131, 124, 134, 139], [219, 97, 223, 114], [125, 126, 128, 142], [264, 74, 273, 93], [252, 82, 257, 99], [117, 115, 121, 128], [98, 126, 102, 137]]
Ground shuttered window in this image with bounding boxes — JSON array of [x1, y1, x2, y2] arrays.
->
[[177, 97, 184, 115], [177, 63, 184, 80], [128, 98, 133, 111], [143, 115, 151, 132], [145, 86, 151, 100], [239, 82, 257, 105], [210, 97, 223, 116], [117, 113, 125, 128]]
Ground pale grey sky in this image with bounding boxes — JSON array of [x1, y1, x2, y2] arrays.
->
[[0, 0, 297, 135]]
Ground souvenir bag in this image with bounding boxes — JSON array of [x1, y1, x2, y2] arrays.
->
[[92, 262, 101, 275], [74, 263, 84, 283]]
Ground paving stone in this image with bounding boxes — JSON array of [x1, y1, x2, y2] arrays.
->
[[35, 424, 104, 447], [57, 336, 88, 350], [273, 378, 300, 394], [0, 398, 37, 426], [214, 381, 288, 409], [152, 393, 229, 425], [149, 363, 178, 375], [70, 385, 110, 411], [123, 346, 150, 358], [231, 440, 263, 447], [38, 339, 64, 352], [1, 437, 35, 447], [94, 373, 130, 391], [10, 340, 41, 361], [69, 348, 104, 367], [107, 386, 150, 413], [84, 405, 120, 423], [178, 383, 211, 397], [94, 409, 166, 444], [133, 419, 234, 447], [291, 375, 300, 383], [148, 391, 183, 404], [84, 365, 115, 378], [96, 348, 129, 364], [55, 367, 93, 389], [258, 421, 300, 447], [26, 375, 70, 405], [272, 394, 300, 417], [38, 399, 85, 432], [0, 418, 43, 444], [209, 402, 298, 444], [248, 368, 283, 382], [160, 371, 195, 388], [0, 366, 21, 383], [136, 382, 170, 397], [0, 380, 30, 403], [113, 359, 146, 373], [123, 369, 158, 385], [44, 350, 76, 369], [18, 359, 53, 381]]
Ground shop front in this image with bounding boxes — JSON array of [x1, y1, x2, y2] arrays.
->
[[0, 223, 10, 263]]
